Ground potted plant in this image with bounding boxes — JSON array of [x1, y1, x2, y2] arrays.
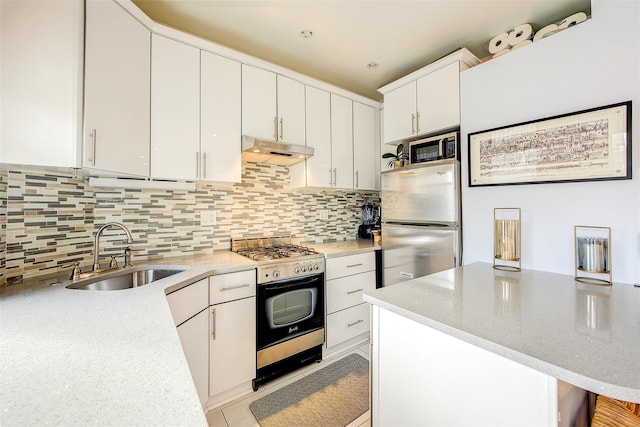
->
[[382, 143, 408, 168]]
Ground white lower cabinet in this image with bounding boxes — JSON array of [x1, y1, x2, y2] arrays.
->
[[325, 252, 376, 352], [166, 278, 209, 407], [176, 308, 210, 407], [208, 271, 256, 404], [326, 302, 370, 349], [166, 270, 256, 409]]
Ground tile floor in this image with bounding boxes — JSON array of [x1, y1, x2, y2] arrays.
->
[[205, 342, 371, 427]]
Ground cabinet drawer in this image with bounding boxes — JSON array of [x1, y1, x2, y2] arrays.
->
[[166, 278, 209, 326], [210, 270, 256, 305], [326, 252, 375, 280], [326, 303, 370, 348], [327, 271, 376, 314]]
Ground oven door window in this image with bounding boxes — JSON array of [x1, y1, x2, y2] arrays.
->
[[266, 288, 317, 328]]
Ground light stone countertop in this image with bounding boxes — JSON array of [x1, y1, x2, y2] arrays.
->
[[0, 251, 256, 426], [311, 239, 380, 258], [363, 262, 640, 403]]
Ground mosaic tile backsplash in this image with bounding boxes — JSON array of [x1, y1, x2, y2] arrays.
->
[[0, 164, 379, 285]]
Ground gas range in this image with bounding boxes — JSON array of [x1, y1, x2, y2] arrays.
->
[[232, 236, 325, 284]]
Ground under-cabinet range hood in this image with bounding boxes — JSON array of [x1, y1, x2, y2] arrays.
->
[[241, 135, 313, 166]]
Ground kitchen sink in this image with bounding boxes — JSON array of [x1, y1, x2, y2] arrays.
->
[[66, 267, 185, 291]]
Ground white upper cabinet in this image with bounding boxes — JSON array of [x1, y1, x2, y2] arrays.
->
[[416, 62, 460, 135], [150, 37, 241, 183], [382, 82, 417, 145], [151, 35, 200, 180], [201, 51, 242, 183], [241, 65, 305, 144], [242, 65, 277, 140], [380, 49, 479, 144], [353, 102, 378, 191], [276, 75, 306, 144], [84, 0, 151, 177], [303, 86, 332, 187], [0, 0, 83, 168], [330, 94, 353, 189]]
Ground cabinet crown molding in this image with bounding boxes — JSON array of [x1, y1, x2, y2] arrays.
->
[[377, 48, 479, 95]]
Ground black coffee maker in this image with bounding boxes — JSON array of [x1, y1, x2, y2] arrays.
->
[[358, 202, 380, 240]]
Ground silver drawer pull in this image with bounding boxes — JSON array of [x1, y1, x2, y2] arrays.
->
[[346, 263, 363, 268], [347, 319, 364, 328], [220, 284, 251, 292], [347, 288, 364, 295], [400, 271, 414, 279]]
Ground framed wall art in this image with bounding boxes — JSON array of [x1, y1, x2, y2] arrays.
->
[[468, 101, 632, 187]]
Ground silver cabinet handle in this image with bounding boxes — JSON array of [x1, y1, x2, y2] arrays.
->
[[279, 117, 284, 140], [347, 288, 364, 295], [196, 151, 200, 178], [329, 169, 333, 186], [416, 112, 421, 134], [347, 263, 363, 268], [411, 114, 415, 134], [203, 152, 207, 179], [400, 271, 414, 279], [348, 319, 364, 328], [273, 116, 278, 141], [333, 168, 337, 187], [89, 129, 97, 166], [211, 308, 216, 340], [219, 283, 251, 292], [355, 170, 359, 188]]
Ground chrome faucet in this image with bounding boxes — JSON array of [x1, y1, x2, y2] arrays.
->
[[92, 222, 134, 271]]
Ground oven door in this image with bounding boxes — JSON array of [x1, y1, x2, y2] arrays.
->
[[257, 273, 324, 350]]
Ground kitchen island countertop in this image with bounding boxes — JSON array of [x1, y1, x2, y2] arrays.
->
[[363, 262, 640, 403], [0, 251, 256, 426]]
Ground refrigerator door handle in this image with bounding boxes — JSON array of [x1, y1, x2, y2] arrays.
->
[[384, 221, 458, 229]]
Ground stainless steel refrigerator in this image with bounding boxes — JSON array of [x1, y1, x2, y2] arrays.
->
[[381, 159, 462, 286]]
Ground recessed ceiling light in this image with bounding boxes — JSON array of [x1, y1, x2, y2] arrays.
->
[[367, 61, 380, 70], [300, 29, 313, 39]]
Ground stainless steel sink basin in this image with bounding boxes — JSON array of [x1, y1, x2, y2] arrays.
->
[[66, 267, 185, 291]]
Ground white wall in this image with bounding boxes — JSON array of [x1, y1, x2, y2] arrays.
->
[[460, 0, 640, 284]]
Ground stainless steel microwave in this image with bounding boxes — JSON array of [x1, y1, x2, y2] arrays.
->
[[408, 131, 459, 164]]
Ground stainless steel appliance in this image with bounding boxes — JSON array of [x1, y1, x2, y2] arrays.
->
[[408, 130, 459, 164], [357, 202, 380, 240], [381, 158, 462, 286], [232, 236, 325, 390]]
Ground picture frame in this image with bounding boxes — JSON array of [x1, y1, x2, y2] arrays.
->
[[468, 101, 632, 187]]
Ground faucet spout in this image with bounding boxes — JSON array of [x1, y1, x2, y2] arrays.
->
[[93, 222, 134, 272]]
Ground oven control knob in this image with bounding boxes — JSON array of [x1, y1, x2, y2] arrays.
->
[[313, 263, 319, 271], [294, 266, 300, 274], [301, 265, 307, 273], [273, 270, 280, 278]]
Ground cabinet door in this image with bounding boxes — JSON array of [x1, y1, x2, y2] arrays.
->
[[327, 271, 376, 314], [382, 81, 416, 144], [416, 62, 460, 135], [176, 308, 209, 407], [242, 65, 277, 141], [276, 75, 305, 144], [353, 102, 378, 191], [0, 0, 82, 168], [326, 303, 370, 348], [201, 51, 242, 183], [330, 94, 353, 189], [304, 86, 332, 187], [150, 35, 200, 180], [84, 0, 150, 176], [210, 296, 256, 396]]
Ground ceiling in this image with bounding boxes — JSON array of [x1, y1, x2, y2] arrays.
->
[[131, 0, 591, 101]]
